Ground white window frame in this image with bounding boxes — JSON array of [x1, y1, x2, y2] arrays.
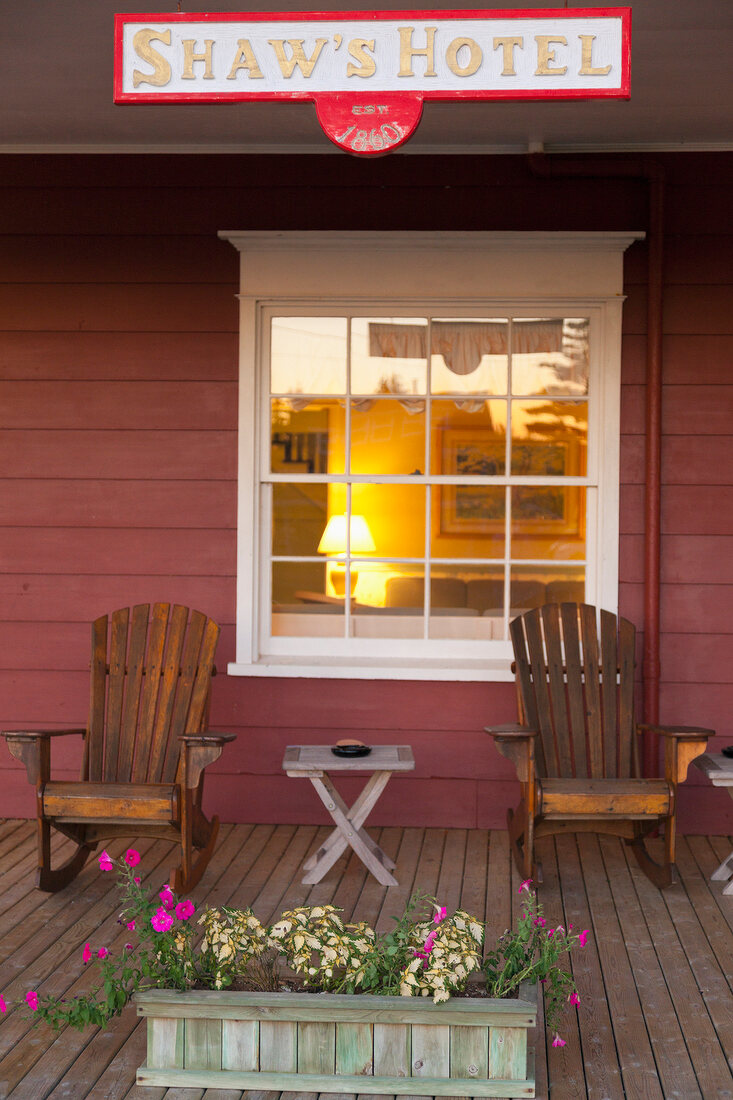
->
[[220, 230, 643, 681]]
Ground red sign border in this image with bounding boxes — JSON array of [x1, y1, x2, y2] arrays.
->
[[114, 7, 631, 103]]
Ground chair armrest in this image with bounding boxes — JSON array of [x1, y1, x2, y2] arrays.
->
[[637, 724, 713, 740], [637, 724, 713, 785], [3, 728, 86, 739], [180, 733, 235, 789], [485, 725, 538, 783], [3, 728, 86, 784]]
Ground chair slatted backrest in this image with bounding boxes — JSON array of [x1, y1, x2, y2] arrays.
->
[[85, 604, 220, 784], [510, 603, 638, 780]]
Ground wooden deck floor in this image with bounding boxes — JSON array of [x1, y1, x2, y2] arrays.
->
[[1, 820, 733, 1100]]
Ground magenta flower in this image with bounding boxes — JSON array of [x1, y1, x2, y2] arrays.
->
[[547, 929, 554, 938], [579, 930, 589, 947], [124, 848, 141, 867], [134, 877, 141, 884], [126, 920, 135, 931], [569, 992, 581, 1006], [552, 1034, 566, 1048], [159, 886, 176, 912], [556, 925, 565, 934], [433, 906, 447, 924], [151, 908, 174, 933], [0, 996, 7, 1013], [98, 850, 114, 872], [124, 943, 134, 951], [518, 879, 532, 894], [97, 947, 109, 960], [533, 917, 546, 928], [175, 900, 195, 921], [82, 943, 92, 964], [26, 991, 38, 1012]]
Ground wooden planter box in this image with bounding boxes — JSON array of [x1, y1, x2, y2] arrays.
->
[[135, 982, 537, 1097]]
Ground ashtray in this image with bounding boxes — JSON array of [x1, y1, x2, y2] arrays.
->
[[331, 742, 372, 758], [721, 746, 733, 759]]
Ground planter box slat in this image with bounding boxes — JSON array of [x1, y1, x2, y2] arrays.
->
[[450, 1025, 489, 1079], [336, 1022, 374, 1075], [489, 1027, 527, 1081], [136, 983, 537, 1097], [136, 1066, 537, 1097], [411, 1025, 450, 1078], [260, 1020, 297, 1071], [373, 1022, 411, 1077], [222, 1019, 258, 1071]]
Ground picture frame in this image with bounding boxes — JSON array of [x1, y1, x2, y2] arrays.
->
[[439, 428, 582, 537]]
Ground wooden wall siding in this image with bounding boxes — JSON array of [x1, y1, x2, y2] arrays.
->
[[1, 152, 731, 832]]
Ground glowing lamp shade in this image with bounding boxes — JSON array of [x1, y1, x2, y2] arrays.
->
[[317, 514, 376, 596]]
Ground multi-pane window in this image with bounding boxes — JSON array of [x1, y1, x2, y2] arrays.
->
[[265, 310, 591, 648]]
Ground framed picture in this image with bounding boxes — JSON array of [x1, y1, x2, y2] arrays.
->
[[439, 429, 582, 537]]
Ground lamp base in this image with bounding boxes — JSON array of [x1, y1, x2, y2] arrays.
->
[[330, 564, 358, 597]]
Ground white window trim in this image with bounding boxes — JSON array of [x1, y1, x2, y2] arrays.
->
[[220, 230, 643, 681]]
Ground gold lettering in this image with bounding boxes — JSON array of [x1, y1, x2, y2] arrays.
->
[[446, 37, 482, 77], [492, 35, 523, 76], [535, 36, 567, 76], [578, 35, 612, 76], [346, 38, 376, 78], [268, 38, 328, 78], [132, 28, 171, 88], [227, 39, 264, 80], [398, 26, 437, 78], [182, 39, 215, 80]]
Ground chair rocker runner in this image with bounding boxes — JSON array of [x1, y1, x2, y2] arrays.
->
[[3, 603, 234, 893], [487, 603, 712, 889]]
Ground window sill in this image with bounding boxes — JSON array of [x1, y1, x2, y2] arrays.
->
[[227, 657, 515, 681]]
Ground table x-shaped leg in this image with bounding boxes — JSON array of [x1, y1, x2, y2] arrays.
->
[[711, 849, 733, 893], [302, 771, 397, 886]]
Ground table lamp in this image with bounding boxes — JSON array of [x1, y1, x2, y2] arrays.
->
[[317, 513, 376, 596]]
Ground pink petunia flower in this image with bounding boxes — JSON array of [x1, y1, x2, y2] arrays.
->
[[433, 906, 447, 924], [518, 879, 532, 894], [0, 996, 7, 1013], [124, 848, 141, 867], [556, 925, 565, 934], [569, 992, 581, 1005], [134, 877, 141, 885], [151, 908, 174, 933], [98, 850, 114, 871], [175, 900, 195, 921], [124, 943, 134, 951], [159, 886, 176, 912], [547, 929, 554, 938], [552, 1034, 566, 1047], [126, 920, 136, 931], [97, 947, 109, 960], [579, 930, 589, 947], [82, 943, 92, 964], [26, 991, 38, 1011]]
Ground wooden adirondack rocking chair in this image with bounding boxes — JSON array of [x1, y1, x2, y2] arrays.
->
[[3, 604, 235, 893], [487, 603, 713, 888]]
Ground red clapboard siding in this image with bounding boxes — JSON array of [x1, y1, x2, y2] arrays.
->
[[660, 536, 733, 584], [621, 486, 733, 535], [1, 480, 236, 528], [664, 385, 733, 435], [0, 332, 238, 380], [624, 236, 733, 286], [0, 235, 237, 284], [619, 434, 645, 484], [660, 584, 733, 633], [660, 683, 733, 735], [0, 576, 235, 624], [0, 430, 237, 480], [0, 284, 237, 332], [622, 334, 733, 386], [620, 386, 646, 433], [621, 286, 733, 336], [0, 528, 235, 576], [0, 382, 237, 429], [663, 437, 733, 484], [662, 634, 733, 683]]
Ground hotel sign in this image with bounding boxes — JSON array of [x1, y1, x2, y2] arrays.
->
[[114, 8, 631, 155]]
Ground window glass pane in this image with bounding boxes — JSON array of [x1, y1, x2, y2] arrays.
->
[[510, 486, 586, 561], [511, 317, 589, 396], [509, 566, 585, 613], [271, 562, 344, 637], [430, 485, 505, 559], [432, 399, 507, 477], [350, 565, 425, 640], [431, 318, 508, 395], [350, 397, 425, 475], [349, 483, 425, 561], [271, 399, 345, 475], [271, 317, 347, 395], [351, 317, 427, 395], [272, 483, 328, 557], [427, 565, 502, 640], [510, 400, 587, 477]]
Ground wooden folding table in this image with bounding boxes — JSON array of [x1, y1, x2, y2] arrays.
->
[[282, 744, 415, 886], [694, 752, 733, 893]]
